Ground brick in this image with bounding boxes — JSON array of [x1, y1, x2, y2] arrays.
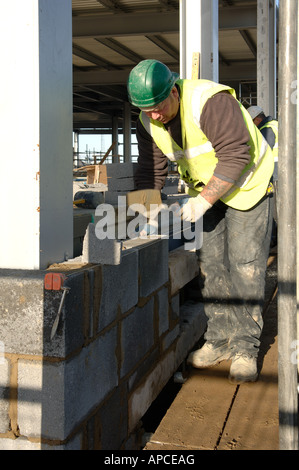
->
[[120, 298, 155, 378]]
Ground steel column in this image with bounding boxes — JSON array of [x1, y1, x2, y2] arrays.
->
[[278, 0, 299, 451]]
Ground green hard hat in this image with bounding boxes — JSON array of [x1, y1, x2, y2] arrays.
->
[[127, 60, 179, 108]]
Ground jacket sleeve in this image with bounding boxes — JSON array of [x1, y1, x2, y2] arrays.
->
[[200, 92, 251, 183], [134, 118, 169, 190]]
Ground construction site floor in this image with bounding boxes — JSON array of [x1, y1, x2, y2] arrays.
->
[[144, 252, 278, 451]]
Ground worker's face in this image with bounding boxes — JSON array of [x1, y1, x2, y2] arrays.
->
[[141, 87, 180, 124], [253, 117, 262, 126]]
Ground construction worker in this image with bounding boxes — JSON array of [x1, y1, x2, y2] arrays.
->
[[127, 60, 274, 384], [247, 105, 278, 245]]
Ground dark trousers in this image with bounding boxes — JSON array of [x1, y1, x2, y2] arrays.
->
[[197, 194, 273, 357]]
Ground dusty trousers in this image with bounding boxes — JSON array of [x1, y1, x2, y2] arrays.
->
[[197, 194, 273, 358]]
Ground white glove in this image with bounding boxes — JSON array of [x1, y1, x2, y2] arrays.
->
[[176, 194, 212, 222]]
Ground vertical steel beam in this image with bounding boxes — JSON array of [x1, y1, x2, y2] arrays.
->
[[180, 0, 218, 81], [0, 0, 73, 269], [278, 0, 299, 451], [257, 0, 277, 116]]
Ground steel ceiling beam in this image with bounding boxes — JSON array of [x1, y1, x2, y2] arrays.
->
[[73, 12, 179, 38], [72, 7, 256, 38]]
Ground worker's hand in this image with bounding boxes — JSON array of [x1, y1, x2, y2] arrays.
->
[[175, 194, 212, 222]]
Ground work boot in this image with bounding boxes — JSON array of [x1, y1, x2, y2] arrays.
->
[[187, 342, 232, 368], [228, 353, 258, 384]]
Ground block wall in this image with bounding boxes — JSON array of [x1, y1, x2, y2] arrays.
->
[[0, 239, 206, 450]]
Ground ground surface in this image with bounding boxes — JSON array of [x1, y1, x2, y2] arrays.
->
[[143, 254, 278, 451]]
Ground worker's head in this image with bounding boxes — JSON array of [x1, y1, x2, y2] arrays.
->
[[127, 60, 180, 124], [247, 106, 266, 126]]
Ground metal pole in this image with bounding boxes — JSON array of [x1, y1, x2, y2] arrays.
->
[[278, 0, 299, 450]]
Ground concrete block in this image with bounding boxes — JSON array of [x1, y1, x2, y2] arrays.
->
[[0, 358, 10, 433], [128, 349, 175, 432], [175, 300, 207, 367], [162, 324, 180, 351], [157, 287, 169, 335], [162, 175, 179, 195], [106, 177, 135, 192], [168, 246, 199, 295], [104, 191, 128, 205], [82, 223, 122, 265], [0, 435, 82, 450], [128, 301, 207, 433], [18, 328, 118, 441], [0, 269, 87, 358], [139, 239, 169, 298], [103, 162, 137, 179], [120, 298, 155, 378], [170, 293, 180, 325], [98, 250, 138, 331], [65, 327, 118, 436], [0, 271, 45, 356], [98, 383, 128, 450]]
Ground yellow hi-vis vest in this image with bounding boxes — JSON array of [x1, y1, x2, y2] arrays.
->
[[260, 119, 278, 163], [140, 79, 274, 210]]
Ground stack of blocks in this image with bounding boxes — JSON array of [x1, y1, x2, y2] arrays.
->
[[101, 162, 138, 205]]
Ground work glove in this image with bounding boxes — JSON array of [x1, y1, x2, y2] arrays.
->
[[175, 194, 212, 222]]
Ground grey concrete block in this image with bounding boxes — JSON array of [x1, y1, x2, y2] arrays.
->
[[170, 293, 180, 324], [0, 435, 82, 450], [98, 250, 138, 331], [0, 269, 87, 358], [18, 327, 118, 441], [162, 324, 180, 351], [104, 162, 137, 178], [138, 239, 169, 298], [157, 287, 169, 335], [82, 223, 122, 265], [106, 177, 135, 192], [0, 271, 45, 356], [120, 298, 155, 378], [98, 383, 128, 450], [168, 246, 199, 295]]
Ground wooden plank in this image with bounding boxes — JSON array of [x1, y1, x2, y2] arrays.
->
[[145, 361, 237, 450]]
